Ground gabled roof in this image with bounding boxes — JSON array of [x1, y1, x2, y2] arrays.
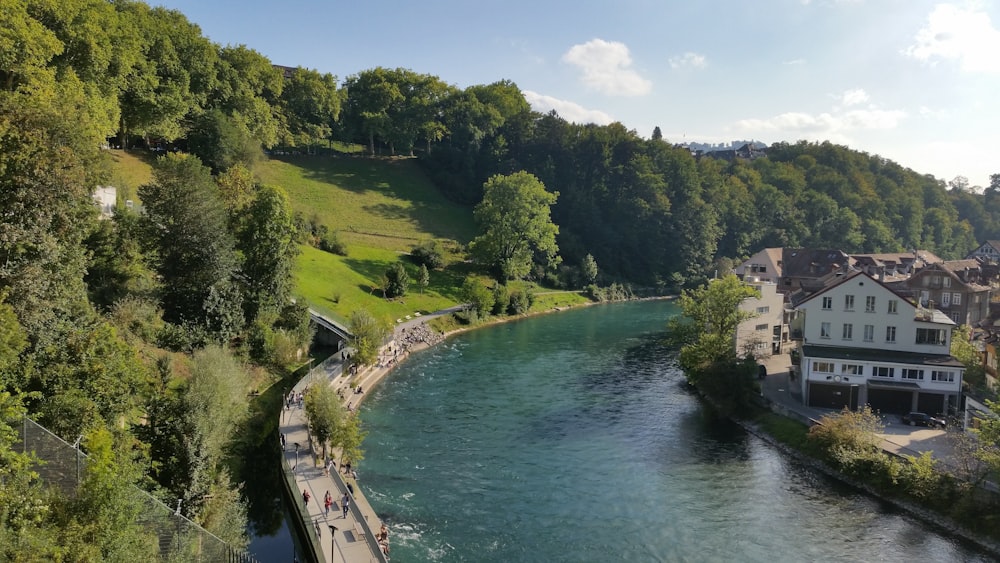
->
[[794, 270, 939, 322], [781, 248, 851, 278]]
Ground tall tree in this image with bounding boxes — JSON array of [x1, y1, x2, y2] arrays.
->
[[304, 383, 342, 461], [139, 153, 239, 328], [348, 310, 390, 368], [236, 184, 298, 324], [470, 171, 559, 281]]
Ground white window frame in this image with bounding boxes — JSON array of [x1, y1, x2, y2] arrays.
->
[[888, 300, 898, 314], [865, 295, 876, 313], [863, 324, 874, 342], [821, 322, 831, 339], [844, 295, 855, 311], [953, 293, 961, 306], [873, 366, 894, 378], [822, 296, 832, 310], [902, 368, 924, 380], [842, 323, 853, 340], [886, 326, 896, 343]]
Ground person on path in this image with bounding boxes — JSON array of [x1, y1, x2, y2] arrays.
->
[[302, 489, 310, 507], [324, 491, 333, 516], [342, 493, 350, 518]]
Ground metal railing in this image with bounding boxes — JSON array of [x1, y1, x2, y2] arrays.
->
[[17, 417, 258, 563]]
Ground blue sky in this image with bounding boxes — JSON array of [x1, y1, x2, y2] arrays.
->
[[154, 0, 999, 189]]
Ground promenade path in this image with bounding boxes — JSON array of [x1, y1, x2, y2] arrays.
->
[[279, 305, 465, 563]]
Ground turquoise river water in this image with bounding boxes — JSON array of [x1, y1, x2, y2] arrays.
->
[[354, 300, 993, 562]]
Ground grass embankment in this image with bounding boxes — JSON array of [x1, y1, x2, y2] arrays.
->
[[106, 149, 154, 203], [260, 154, 591, 325]]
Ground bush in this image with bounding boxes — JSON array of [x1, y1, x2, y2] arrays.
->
[[411, 240, 444, 269], [462, 277, 494, 318], [319, 231, 348, 256], [507, 289, 533, 315], [384, 262, 409, 298], [491, 284, 510, 315]]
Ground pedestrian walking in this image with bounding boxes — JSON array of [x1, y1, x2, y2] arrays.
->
[[280, 433, 286, 450], [302, 489, 310, 507], [324, 491, 333, 516], [342, 493, 350, 518]]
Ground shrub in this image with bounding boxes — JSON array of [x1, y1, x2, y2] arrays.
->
[[491, 284, 510, 315], [507, 289, 533, 315], [411, 240, 444, 269], [319, 231, 348, 256], [384, 262, 409, 298]]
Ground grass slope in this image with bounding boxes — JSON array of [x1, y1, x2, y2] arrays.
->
[[256, 155, 477, 249], [258, 155, 479, 322]]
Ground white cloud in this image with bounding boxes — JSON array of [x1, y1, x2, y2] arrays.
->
[[522, 91, 614, 125], [733, 96, 906, 139], [783, 58, 806, 65], [669, 52, 707, 69], [840, 88, 869, 106], [562, 39, 652, 96], [904, 3, 1000, 72]]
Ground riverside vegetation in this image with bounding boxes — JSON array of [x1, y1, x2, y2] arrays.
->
[[4, 0, 1000, 559]]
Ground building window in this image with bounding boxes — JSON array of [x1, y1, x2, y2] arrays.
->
[[902, 368, 925, 380], [865, 296, 876, 312], [873, 366, 894, 378], [943, 277, 951, 288], [844, 295, 855, 311], [813, 361, 835, 373], [822, 296, 832, 310], [888, 300, 898, 314], [953, 293, 961, 306], [886, 326, 896, 343], [842, 364, 863, 375], [756, 305, 770, 314], [916, 328, 946, 346], [755, 323, 768, 331], [842, 323, 853, 340], [920, 290, 929, 306], [931, 370, 955, 382], [941, 292, 951, 307], [951, 312, 960, 323], [863, 324, 874, 342], [820, 322, 831, 339]]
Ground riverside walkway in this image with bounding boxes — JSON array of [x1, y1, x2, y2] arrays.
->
[[279, 306, 463, 562]]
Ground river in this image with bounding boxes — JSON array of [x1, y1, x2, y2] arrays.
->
[[352, 299, 992, 562]]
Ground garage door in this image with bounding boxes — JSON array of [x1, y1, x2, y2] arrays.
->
[[808, 383, 851, 410], [917, 393, 946, 416], [867, 388, 912, 415]]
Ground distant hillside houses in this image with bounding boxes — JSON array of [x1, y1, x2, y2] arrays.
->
[[678, 140, 769, 161]]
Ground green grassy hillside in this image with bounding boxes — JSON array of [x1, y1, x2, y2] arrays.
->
[[257, 155, 479, 322], [256, 155, 477, 249]]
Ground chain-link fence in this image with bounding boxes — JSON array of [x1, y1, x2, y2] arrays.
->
[[16, 417, 258, 563]]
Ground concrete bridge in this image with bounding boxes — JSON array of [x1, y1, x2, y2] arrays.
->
[[309, 309, 352, 348]]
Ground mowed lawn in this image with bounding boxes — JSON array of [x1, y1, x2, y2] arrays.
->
[[258, 155, 479, 322], [256, 155, 477, 249]]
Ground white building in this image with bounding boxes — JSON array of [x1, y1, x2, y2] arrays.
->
[[795, 271, 963, 415], [735, 279, 785, 357]]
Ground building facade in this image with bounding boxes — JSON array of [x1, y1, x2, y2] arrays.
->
[[734, 279, 785, 357], [795, 272, 963, 415]]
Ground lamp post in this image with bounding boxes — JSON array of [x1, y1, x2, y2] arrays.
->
[[850, 384, 859, 411], [328, 525, 338, 563]]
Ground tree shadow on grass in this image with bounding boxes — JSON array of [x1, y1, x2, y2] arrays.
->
[[275, 155, 476, 242]]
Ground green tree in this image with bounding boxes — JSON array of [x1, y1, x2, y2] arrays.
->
[[348, 310, 390, 368], [668, 274, 760, 413], [139, 153, 239, 328], [462, 277, 495, 319], [470, 171, 559, 281], [417, 264, 430, 294], [280, 67, 341, 150], [334, 413, 367, 468], [236, 184, 299, 324], [384, 262, 409, 299], [951, 325, 986, 389], [304, 384, 342, 461], [581, 254, 598, 286]]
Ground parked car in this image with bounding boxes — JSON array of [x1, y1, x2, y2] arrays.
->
[[901, 412, 946, 428]]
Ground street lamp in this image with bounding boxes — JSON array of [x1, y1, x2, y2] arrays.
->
[[328, 525, 338, 563]]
